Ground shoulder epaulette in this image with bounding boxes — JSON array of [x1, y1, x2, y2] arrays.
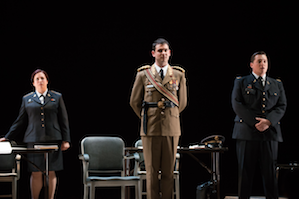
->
[[172, 66, 185, 73], [23, 92, 34, 98], [276, 79, 282, 83], [50, 90, 62, 95], [137, 65, 150, 72], [236, 76, 242, 80]]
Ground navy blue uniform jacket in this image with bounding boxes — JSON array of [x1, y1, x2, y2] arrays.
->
[[5, 90, 71, 143], [231, 74, 287, 142]]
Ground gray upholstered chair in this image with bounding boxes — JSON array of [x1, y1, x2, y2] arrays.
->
[[0, 152, 21, 199], [79, 136, 141, 199], [133, 139, 180, 199]]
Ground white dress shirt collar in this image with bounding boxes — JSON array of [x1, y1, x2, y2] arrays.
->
[[252, 72, 266, 86], [36, 89, 48, 98], [154, 63, 169, 77]]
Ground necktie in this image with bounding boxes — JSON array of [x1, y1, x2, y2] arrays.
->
[[258, 77, 264, 89], [40, 95, 45, 104], [159, 69, 164, 80]]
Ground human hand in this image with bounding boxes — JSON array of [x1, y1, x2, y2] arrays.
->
[[61, 141, 70, 151], [0, 137, 7, 142], [255, 117, 271, 132]]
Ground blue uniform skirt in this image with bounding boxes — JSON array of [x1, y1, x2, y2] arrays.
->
[[27, 141, 63, 172]]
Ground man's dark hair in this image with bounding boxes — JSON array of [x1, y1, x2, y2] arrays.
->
[[249, 51, 271, 74], [152, 38, 170, 51], [250, 51, 267, 63]]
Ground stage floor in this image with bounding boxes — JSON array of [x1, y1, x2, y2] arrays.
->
[[225, 197, 288, 199]]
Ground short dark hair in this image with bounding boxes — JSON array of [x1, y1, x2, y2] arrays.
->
[[31, 69, 49, 83], [152, 38, 170, 51], [250, 51, 267, 63]]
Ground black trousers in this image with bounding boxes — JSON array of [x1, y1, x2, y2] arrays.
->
[[236, 140, 279, 199]]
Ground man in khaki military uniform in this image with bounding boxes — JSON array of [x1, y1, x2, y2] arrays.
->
[[130, 38, 187, 199]]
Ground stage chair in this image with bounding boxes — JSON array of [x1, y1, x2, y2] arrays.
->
[[0, 146, 21, 199], [79, 136, 141, 199], [133, 139, 180, 199]]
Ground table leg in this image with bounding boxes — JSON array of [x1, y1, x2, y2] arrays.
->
[[211, 152, 220, 199], [44, 153, 49, 199]]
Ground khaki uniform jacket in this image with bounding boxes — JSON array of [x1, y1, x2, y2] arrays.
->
[[130, 64, 187, 136]]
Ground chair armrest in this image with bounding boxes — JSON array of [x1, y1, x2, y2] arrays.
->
[[131, 153, 141, 176], [79, 154, 90, 184], [15, 154, 21, 180], [174, 153, 180, 171], [78, 154, 89, 162], [124, 153, 139, 160]]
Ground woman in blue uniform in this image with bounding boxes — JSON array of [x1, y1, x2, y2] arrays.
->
[[0, 69, 71, 199]]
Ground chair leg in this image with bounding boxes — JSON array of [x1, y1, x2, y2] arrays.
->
[[137, 182, 142, 199], [121, 186, 125, 199], [12, 178, 17, 199], [83, 185, 88, 199], [175, 175, 180, 199], [90, 184, 95, 199]]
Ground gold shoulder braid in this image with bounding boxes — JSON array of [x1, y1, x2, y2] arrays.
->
[[137, 65, 151, 72], [172, 66, 185, 73]]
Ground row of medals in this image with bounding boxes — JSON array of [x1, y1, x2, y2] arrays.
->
[[147, 79, 179, 96]]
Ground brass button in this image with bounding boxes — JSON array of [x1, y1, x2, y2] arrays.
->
[[42, 124, 44, 128], [41, 113, 44, 115]]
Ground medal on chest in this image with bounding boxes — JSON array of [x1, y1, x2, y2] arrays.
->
[[168, 67, 179, 94]]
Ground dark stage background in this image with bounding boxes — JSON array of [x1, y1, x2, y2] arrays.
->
[[1, 2, 299, 198]]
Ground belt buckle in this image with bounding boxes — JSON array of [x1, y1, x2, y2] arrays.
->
[[157, 101, 165, 109]]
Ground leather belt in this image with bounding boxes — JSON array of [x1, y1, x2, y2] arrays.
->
[[142, 100, 176, 135]]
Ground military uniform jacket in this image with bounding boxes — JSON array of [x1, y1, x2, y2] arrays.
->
[[130, 64, 187, 136], [231, 74, 287, 142], [5, 90, 71, 143]]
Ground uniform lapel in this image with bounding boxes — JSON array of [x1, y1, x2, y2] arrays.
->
[[264, 78, 271, 91], [162, 66, 172, 85], [251, 74, 264, 91], [151, 65, 162, 83], [44, 91, 51, 105], [32, 92, 42, 105]]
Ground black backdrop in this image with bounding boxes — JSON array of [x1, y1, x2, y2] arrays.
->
[[1, 1, 299, 198]]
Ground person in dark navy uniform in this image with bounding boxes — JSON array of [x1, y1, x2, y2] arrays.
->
[[0, 69, 71, 199], [231, 51, 287, 199]]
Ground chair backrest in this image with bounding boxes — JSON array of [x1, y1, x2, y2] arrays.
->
[[0, 141, 17, 172], [134, 139, 145, 171], [81, 136, 124, 172], [0, 154, 15, 172], [134, 139, 180, 172]]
